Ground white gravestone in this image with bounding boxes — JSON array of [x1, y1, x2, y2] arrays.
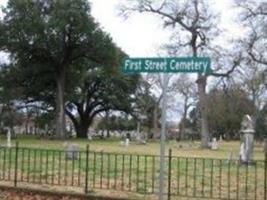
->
[[219, 135, 223, 142], [7, 128, 11, 148], [87, 135, 92, 140], [87, 132, 92, 141], [239, 143, 246, 161], [239, 114, 255, 164], [211, 137, 218, 150], [125, 138, 129, 147], [120, 138, 130, 147]]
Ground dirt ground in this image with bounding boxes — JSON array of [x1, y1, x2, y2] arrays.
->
[[0, 189, 82, 200], [0, 188, 218, 200], [0, 188, 227, 200], [0, 186, 136, 200]]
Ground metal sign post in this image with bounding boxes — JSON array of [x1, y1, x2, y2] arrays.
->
[[159, 74, 168, 200]]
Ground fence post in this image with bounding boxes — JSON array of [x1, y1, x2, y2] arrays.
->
[[85, 144, 89, 194], [167, 148, 172, 200], [14, 141, 19, 187], [264, 139, 267, 200]]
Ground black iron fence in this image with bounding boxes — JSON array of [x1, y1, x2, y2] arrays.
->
[[0, 142, 266, 200]]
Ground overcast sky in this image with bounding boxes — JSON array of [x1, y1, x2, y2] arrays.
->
[[90, 0, 243, 57]]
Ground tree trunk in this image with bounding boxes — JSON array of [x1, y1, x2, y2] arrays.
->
[[9, 108, 16, 138], [66, 103, 102, 139], [197, 75, 210, 148], [179, 96, 189, 140], [107, 129, 110, 138], [192, 35, 210, 148], [106, 112, 110, 138], [55, 68, 66, 139], [76, 122, 90, 138], [25, 121, 28, 135]]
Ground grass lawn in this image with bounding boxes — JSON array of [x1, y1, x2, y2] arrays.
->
[[0, 134, 265, 160], [0, 135, 266, 200]]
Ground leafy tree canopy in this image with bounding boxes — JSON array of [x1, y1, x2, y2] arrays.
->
[[207, 86, 255, 139], [0, 0, 121, 138]]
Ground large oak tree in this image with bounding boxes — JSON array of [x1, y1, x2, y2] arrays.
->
[[0, 0, 118, 138]]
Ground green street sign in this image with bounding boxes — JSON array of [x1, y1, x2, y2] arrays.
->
[[122, 57, 212, 73]]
